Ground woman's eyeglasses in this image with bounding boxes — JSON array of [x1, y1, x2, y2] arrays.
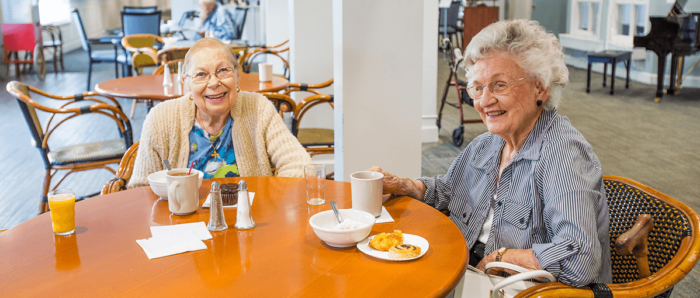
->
[[187, 67, 235, 84], [466, 78, 525, 99]]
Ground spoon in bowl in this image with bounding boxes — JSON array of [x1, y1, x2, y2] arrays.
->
[[330, 201, 343, 224], [163, 159, 172, 171]]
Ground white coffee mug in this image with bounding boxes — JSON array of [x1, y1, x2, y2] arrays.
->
[[259, 63, 273, 82], [166, 169, 200, 215], [350, 171, 384, 217]]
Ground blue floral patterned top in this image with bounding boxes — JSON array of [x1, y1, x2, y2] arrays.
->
[[188, 116, 240, 179]]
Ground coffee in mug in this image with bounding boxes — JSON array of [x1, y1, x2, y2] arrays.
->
[[166, 169, 200, 215]]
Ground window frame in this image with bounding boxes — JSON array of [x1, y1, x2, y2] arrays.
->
[[571, 0, 603, 38], [607, 0, 648, 47]]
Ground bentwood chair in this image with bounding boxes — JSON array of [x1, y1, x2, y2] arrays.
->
[[121, 11, 162, 76], [71, 8, 126, 91], [283, 79, 334, 157], [153, 59, 183, 75], [102, 141, 139, 195], [241, 40, 290, 80], [121, 34, 162, 75], [516, 175, 700, 298], [7, 81, 133, 214], [157, 47, 189, 64], [259, 92, 297, 119], [41, 25, 64, 73]]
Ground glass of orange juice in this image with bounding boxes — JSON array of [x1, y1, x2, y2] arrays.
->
[[48, 189, 76, 236]]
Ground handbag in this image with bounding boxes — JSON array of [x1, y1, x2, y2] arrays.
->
[[453, 262, 556, 298]]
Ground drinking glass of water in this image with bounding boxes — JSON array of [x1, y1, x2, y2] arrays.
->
[[304, 165, 326, 205]]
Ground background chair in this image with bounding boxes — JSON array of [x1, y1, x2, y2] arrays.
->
[[123, 6, 158, 13], [157, 47, 189, 64], [7, 81, 133, 214], [153, 59, 184, 75], [231, 7, 248, 40], [102, 141, 139, 195], [259, 92, 296, 119], [517, 175, 700, 298], [1, 23, 45, 79], [121, 10, 162, 76], [283, 79, 334, 157], [71, 8, 126, 90], [241, 40, 290, 80], [439, 1, 463, 50], [41, 25, 64, 73], [121, 34, 162, 75]]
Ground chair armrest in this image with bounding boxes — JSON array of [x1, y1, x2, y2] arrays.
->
[[102, 141, 140, 195]]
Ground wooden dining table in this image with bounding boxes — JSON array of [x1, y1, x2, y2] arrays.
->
[[95, 73, 290, 102], [0, 177, 468, 297]]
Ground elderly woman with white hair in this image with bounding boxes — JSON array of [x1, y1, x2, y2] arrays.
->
[[198, 0, 236, 40], [370, 20, 611, 287], [128, 38, 310, 188]]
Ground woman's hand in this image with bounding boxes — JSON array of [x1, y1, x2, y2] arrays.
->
[[367, 166, 426, 201], [476, 248, 543, 276]]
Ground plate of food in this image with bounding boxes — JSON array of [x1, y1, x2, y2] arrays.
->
[[357, 230, 429, 261]]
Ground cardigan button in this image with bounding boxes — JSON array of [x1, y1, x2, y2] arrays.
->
[[567, 244, 574, 251], [519, 218, 525, 224]]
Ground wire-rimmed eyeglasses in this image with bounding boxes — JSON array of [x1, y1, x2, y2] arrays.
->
[[466, 78, 526, 100], [185, 67, 236, 84]]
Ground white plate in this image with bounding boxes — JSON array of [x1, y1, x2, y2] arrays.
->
[[357, 234, 429, 261]]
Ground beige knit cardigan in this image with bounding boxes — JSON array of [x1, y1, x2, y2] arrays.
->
[[128, 91, 311, 188]]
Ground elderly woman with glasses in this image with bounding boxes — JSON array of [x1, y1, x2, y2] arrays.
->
[[128, 38, 310, 188], [370, 20, 611, 287]]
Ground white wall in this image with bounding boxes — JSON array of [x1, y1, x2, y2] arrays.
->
[[333, 0, 424, 181], [288, 0, 335, 171], [261, 0, 289, 75], [422, 0, 439, 143]]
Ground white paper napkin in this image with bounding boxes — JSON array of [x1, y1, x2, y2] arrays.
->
[[375, 207, 395, 223], [202, 192, 255, 208], [150, 222, 212, 240], [136, 231, 207, 259]]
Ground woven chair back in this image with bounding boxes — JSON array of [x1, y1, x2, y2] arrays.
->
[[11, 82, 45, 147], [605, 178, 691, 284]]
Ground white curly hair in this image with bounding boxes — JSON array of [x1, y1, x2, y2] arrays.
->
[[463, 19, 568, 110]]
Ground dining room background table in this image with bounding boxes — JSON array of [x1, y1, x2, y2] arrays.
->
[[0, 177, 468, 297], [95, 72, 290, 102]]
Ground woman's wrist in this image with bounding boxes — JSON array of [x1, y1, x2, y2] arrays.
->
[[395, 178, 425, 201]]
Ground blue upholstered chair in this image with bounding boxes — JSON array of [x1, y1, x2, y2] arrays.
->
[[71, 8, 128, 91]]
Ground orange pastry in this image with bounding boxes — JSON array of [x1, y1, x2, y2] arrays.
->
[[388, 244, 421, 259], [369, 230, 404, 251]]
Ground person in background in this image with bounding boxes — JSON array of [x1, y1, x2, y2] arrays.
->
[[128, 38, 310, 188], [198, 0, 236, 40], [369, 20, 612, 287]]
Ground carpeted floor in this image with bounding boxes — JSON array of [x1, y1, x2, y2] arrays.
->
[[427, 55, 700, 298]]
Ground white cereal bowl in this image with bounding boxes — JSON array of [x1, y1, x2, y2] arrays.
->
[[309, 209, 376, 247], [147, 168, 203, 199]]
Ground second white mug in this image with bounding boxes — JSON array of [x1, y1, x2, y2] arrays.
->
[[259, 63, 273, 82], [350, 171, 384, 217]]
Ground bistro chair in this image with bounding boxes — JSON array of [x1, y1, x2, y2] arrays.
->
[[438, 1, 463, 50], [153, 59, 183, 75], [121, 34, 162, 75], [71, 8, 126, 91], [7, 81, 133, 215], [517, 175, 700, 298], [157, 47, 189, 64], [102, 141, 139, 195], [259, 92, 296, 119], [241, 40, 290, 80], [230, 7, 248, 40], [283, 79, 334, 157], [41, 25, 64, 73]]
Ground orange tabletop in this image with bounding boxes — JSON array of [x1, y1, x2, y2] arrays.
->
[[0, 177, 468, 297], [95, 72, 290, 100]]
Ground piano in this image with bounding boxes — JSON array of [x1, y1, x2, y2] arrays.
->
[[633, 1, 700, 102]]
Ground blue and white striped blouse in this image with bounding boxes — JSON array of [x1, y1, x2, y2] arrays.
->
[[418, 108, 612, 287]]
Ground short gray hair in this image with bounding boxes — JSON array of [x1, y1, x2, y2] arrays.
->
[[183, 37, 241, 77], [463, 19, 568, 110]]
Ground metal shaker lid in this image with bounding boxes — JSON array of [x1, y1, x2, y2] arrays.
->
[[238, 180, 247, 191], [211, 181, 220, 192]]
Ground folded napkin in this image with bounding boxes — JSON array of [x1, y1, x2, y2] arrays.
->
[[202, 192, 255, 208], [375, 207, 395, 223], [136, 222, 212, 259], [150, 222, 212, 240], [136, 231, 207, 259]]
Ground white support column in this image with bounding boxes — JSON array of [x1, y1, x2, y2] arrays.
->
[[422, 0, 439, 143], [332, 0, 424, 181], [289, 0, 335, 172]]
